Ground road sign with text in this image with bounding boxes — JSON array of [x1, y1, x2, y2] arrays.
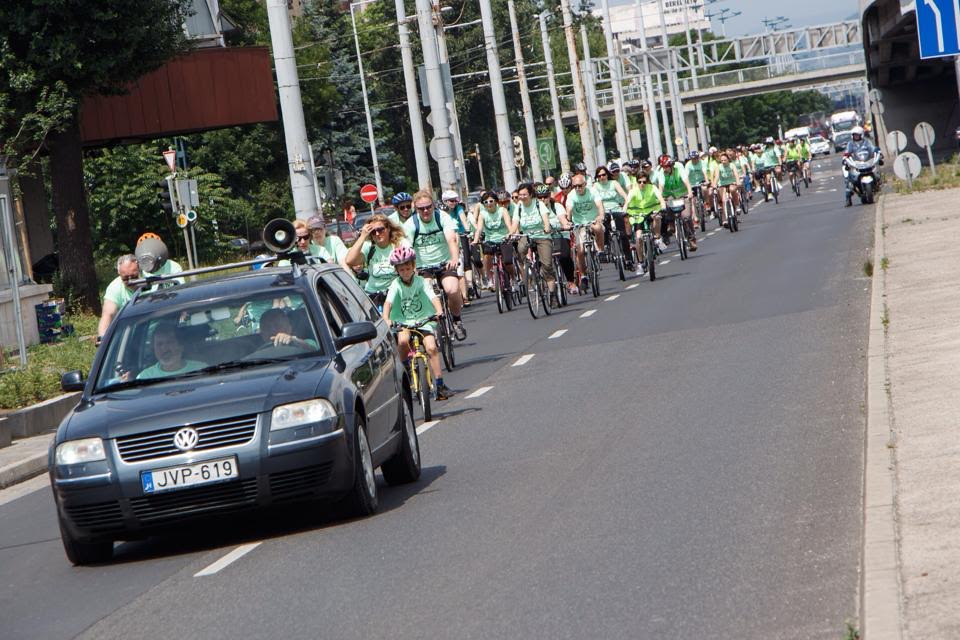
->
[[359, 183, 378, 204], [917, 0, 960, 59]]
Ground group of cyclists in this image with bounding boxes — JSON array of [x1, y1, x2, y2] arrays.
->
[[328, 133, 827, 403]]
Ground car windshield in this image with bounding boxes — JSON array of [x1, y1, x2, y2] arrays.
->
[[93, 290, 323, 392], [810, 136, 825, 143]]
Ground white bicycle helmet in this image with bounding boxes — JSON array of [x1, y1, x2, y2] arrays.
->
[[441, 189, 460, 202]]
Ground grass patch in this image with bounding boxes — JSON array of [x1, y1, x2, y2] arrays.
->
[[880, 257, 889, 270], [881, 308, 890, 330], [863, 260, 874, 277], [891, 154, 960, 194], [842, 622, 861, 640], [0, 312, 99, 410]]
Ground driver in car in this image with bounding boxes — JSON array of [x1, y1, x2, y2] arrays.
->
[[258, 308, 318, 351]]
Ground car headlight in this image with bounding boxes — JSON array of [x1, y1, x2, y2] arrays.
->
[[55, 438, 106, 465], [271, 399, 338, 431]]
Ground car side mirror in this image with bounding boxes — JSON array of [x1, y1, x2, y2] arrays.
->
[[336, 321, 378, 350], [61, 370, 85, 392]]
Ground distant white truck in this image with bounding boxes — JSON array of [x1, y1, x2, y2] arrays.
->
[[829, 111, 861, 150], [784, 126, 811, 140]]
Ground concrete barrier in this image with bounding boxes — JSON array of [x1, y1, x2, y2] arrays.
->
[[1, 392, 80, 443], [0, 417, 10, 448]]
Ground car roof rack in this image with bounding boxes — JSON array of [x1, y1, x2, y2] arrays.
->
[[126, 252, 328, 304]]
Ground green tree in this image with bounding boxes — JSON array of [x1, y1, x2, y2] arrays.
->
[[705, 90, 833, 147], [0, 0, 191, 312]]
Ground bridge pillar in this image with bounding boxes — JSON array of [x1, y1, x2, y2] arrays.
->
[[684, 107, 702, 152]]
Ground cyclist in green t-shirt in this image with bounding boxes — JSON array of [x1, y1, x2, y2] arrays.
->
[[711, 151, 742, 227], [756, 137, 784, 201], [343, 213, 409, 308], [624, 170, 667, 276], [472, 190, 519, 289], [98, 254, 141, 341], [564, 174, 606, 291]]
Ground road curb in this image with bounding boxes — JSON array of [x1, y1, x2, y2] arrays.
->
[[0, 452, 48, 490], [860, 195, 905, 639]]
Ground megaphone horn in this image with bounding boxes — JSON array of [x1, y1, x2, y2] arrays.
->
[[262, 218, 298, 254]]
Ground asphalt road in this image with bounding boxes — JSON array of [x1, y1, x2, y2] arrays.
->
[[0, 157, 873, 639]]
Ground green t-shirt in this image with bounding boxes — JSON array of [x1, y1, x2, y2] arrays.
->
[[403, 211, 457, 268], [784, 145, 803, 161], [137, 359, 205, 380], [360, 240, 407, 293], [516, 201, 551, 240], [800, 142, 811, 160], [566, 187, 601, 225], [656, 168, 688, 198], [309, 235, 348, 263], [103, 277, 135, 308], [547, 201, 565, 231], [625, 183, 662, 220], [143, 259, 184, 286], [685, 161, 707, 185], [480, 207, 512, 243], [716, 163, 737, 186], [386, 275, 438, 331], [616, 173, 631, 191], [592, 179, 624, 213], [758, 148, 780, 168]]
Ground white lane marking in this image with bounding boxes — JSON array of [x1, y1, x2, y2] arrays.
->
[[512, 354, 535, 367], [548, 329, 568, 339], [465, 386, 493, 399], [605, 294, 620, 302], [626, 283, 639, 290], [416, 420, 440, 435], [579, 309, 598, 318], [707, 231, 716, 236], [195, 542, 262, 577], [661, 259, 671, 265]]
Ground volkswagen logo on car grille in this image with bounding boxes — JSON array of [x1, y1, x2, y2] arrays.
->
[[173, 427, 199, 452]]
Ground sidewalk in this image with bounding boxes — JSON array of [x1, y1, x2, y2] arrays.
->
[[863, 187, 960, 639], [0, 432, 52, 489]]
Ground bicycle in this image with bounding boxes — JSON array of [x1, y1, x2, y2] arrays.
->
[[663, 198, 689, 261], [692, 183, 708, 232], [483, 240, 514, 314], [760, 167, 780, 204], [459, 233, 482, 301], [786, 160, 802, 197], [633, 215, 658, 282], [391, 317, 439, 421], [519, 234, 552, 319], [605, 211, 628, 281], [572, 224, 601, 297], [418, 266, 456, 371], [720, 187, 739, 232], [551, 232, 570, 307]]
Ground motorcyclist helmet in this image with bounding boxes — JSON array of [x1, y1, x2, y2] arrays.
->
[[851, 126, 864, 140]]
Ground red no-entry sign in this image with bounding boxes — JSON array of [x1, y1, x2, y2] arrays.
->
[[359, 183, 378, 204]]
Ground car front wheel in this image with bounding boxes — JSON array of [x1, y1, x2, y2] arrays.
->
[[343, 416, 378, 517], [381, 392, 421, 486], [59, 518, 113, 566]]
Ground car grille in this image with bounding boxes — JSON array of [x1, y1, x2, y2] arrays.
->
[[269, 462, 334, 502], [64, 501, 126, 533], [115, 414, 259, 463], [129, 478, 258, 523]]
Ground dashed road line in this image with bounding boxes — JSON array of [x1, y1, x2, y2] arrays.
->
[[605, 294, 620, 302], [465, 386, 493, 399], [626, 283, 639, 290], [579, 309, 598, 318], [661, 259, 671, 265], [512, 354, 535, 367], [416, 420, 440, 435], [548, 329, 568, 339], [195, 543, 262, 577]]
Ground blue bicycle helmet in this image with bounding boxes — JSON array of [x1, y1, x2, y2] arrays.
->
[[391, 191, 413, 205]]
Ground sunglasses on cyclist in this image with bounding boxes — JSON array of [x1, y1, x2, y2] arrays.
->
[[369, 227, 387, 234], [396, 203, 411, 210], [120, 274, 140, 283], [573, 183, 586, 189], [296, 234, 310, 241], [596, 172, 608, 178], [416, 205, 433, 212], [482, 199, 496, 204]]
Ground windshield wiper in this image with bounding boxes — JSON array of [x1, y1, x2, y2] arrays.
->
[[95, 378, 161, 394], [192, 358, 288, 375]]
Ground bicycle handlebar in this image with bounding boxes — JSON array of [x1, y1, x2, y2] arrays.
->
[[391, 316, 441, 331]]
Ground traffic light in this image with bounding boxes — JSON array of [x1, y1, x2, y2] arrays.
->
[[513, 136, 525, 167], [158, 178, 175, 216]]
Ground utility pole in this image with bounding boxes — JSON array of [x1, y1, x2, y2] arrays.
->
[[656, 0, 687, 155], [416, 0, 458, 191], [539, 12, 570, 173], [436, 13, 470, 193], [681, 0, 708, 150], [659, 74, 673, 157], [601, 0, 630, 159], [635, 0, 661, 158], [265, 0, 318, 219], [350, 0, 384, 201], [479, 0, 518, 190], [396, 0, 431, 187], [581, 24, 607, 165], [508, 0, 542, 181], [560, 0, 596, 170]]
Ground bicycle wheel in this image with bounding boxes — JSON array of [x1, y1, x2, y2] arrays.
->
[[525, 263, 542, 319], [729, 199, 739, 232], [677, 219, 688, 261], [612, 234, 626, 280], [494, 267, 504, 314], [586, 249, 600, 297], [541, 275, 552, 316], [697, 197, 707, 232], [644, 236, 656, 281], [772, 177, 780, 203], [437, 320, 455, 372], [554, 258, 568, 307], [740, 193, 749, 216], [415, 358, 431, 422]]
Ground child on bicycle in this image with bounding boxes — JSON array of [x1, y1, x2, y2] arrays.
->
[[382, 246, 452, 400]]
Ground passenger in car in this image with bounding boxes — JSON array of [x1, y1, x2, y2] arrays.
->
[[136, 323, 205, 379], [258, 308, 318, 351]]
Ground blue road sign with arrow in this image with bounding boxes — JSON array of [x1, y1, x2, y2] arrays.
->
[[917, 0, 960, 59]]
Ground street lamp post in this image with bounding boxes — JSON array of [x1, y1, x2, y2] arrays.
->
[[350, 0, 384, 202], [0, 157, 26, 366]]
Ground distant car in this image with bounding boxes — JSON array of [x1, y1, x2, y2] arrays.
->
[[833, 132, 852, 153], [327, 219, 358, 246], [465, 191, 483, 207], [808, 136, 831, 156]]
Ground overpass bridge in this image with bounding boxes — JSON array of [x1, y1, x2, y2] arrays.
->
[[559, 20, 867, 153]]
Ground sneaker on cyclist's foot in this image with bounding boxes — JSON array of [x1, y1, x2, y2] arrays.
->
[[453, 320, 467, 341], [435, 383, 453, 401], [567, 282, 579, 295], [635, 264, 645, 276], [579, 275, 589, 292], [655, 238, 668, 252]]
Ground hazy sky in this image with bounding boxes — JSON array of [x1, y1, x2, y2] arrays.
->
[[610, 0, 861, 38]]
